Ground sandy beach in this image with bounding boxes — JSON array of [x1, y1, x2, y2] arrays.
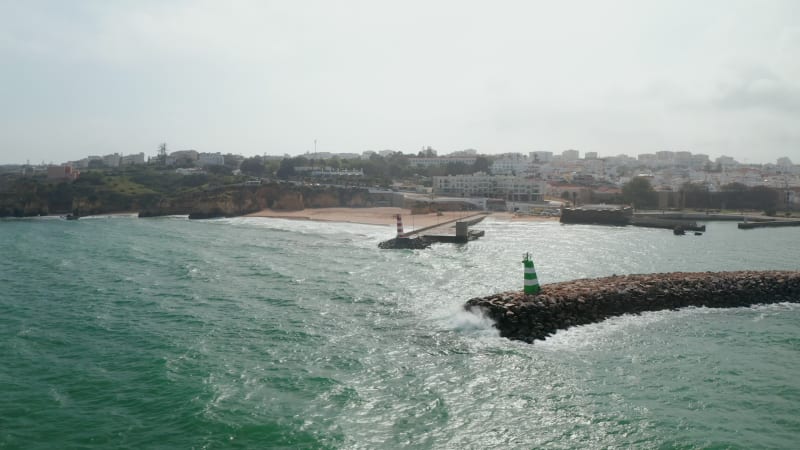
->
[[246, 207, 556, 227]]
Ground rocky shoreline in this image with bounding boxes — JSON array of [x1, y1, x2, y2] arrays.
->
[[465, 271, 800, 343]]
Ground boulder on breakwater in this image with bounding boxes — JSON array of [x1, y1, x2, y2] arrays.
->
[[378, 237, 431, 249], [464, 271, 800, 343]]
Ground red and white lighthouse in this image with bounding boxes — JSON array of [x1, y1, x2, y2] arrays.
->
[[396, 214, 404, 237]]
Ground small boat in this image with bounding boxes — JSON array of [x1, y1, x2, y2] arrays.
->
[[63, 214, 79, 220], [673, 226, 685, 235]]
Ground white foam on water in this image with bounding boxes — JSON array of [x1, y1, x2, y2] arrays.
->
[[433, 304, 500, 339], [79, 213, 139, 220], [747, 301, 800, 312], [537, 303, 800, 352], [222, 216, 390, 241], [537, 309, 684, 351]]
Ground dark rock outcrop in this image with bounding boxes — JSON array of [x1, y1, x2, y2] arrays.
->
[[465, 271, 800, 343], [378, 237, 431, 249]]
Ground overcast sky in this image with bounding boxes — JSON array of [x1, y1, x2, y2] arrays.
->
[[1, 0, 798, 165]]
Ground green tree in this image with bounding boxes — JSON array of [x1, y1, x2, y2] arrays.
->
[[264, 159, 281, 176], [88, 159, 104, 169], [721, 182, 747, 192], [206, 165, 232, 176], [472, 156, 491, 174], [276, 159, 294, 179], [276, 156, 310, 179], [240, 157, 266, 177], [386, 152, 410, 178], [622, 177, 657, 209]]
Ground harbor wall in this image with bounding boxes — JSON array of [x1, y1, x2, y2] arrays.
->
[[738, 220, 800, 229], [559, 207, 633, 225], [464, 271, 800, 343]]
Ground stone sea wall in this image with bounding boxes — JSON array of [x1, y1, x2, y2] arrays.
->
[[465, 271, 800, 343]]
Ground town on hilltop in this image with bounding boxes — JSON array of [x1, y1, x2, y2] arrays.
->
[[1, 145, 798, 218]]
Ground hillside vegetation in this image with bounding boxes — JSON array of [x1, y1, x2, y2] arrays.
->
[[0, 166, 245, 217], [0, 165, 378, 218]]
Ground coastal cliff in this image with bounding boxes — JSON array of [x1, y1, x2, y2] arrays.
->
[[139, 183, 372, 218], [465, 271, 800, 343], [0, 168, 376, 218]]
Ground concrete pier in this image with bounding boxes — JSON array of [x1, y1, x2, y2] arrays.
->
[[398, 212, 488, 238], [465, 271, 800, 343], [379, 213, 488, 248], [420, 217, 486, 243]]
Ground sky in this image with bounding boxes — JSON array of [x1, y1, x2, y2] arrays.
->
[[1, 0, 799, 165]]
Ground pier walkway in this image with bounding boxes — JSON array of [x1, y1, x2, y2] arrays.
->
[[398, 212, 489, 238]]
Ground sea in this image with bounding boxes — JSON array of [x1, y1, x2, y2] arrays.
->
[[1, 215, 799, 449]]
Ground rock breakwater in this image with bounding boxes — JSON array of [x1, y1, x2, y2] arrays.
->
[[378, 237, 431, 249], [465, 271, 800, 343]]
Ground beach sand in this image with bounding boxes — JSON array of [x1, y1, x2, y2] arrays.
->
[[246, 207, 556, 227]]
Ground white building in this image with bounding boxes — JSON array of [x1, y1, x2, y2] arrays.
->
[[690, 154, 710, 169], [198, 152, 225, 166], [103, 153, 121, 167], [446, 149, 478, 157], [407, 157, 476, 167], [121, 153, 145, 165], [432, 173, 543, 201], [604, 154, 637, 170], [334, 153, 361, 160], [638, 153, 657, 167], [167, 150, 199, 166], [530, 151, 553, 163], [175, 167, 204, 175], [71, 156, 98, 168], [577, 158, 606, 178], [674, 151, 692, 167], [562, 149, 580, 161], [310, 168, 364, 177], [491, 154, 533, 176], [715, 155, 739, 169], [656, 150, 675, 165]]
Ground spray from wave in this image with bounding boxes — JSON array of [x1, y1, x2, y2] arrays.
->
[[437, 306, 499, 338]]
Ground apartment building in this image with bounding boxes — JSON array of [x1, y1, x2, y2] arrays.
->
[[433, 173, 542, 201]]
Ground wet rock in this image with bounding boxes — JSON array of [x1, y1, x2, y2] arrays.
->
[[378, 237, 431, 249]]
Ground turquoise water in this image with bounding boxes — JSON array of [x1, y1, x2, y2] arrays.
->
[[1, 216, 799, 448]]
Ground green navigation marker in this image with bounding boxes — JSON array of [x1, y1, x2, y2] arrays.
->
[[523, 252, 540, 295]]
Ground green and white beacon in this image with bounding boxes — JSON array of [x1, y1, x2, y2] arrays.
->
[[523, 253, 540, 295]]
